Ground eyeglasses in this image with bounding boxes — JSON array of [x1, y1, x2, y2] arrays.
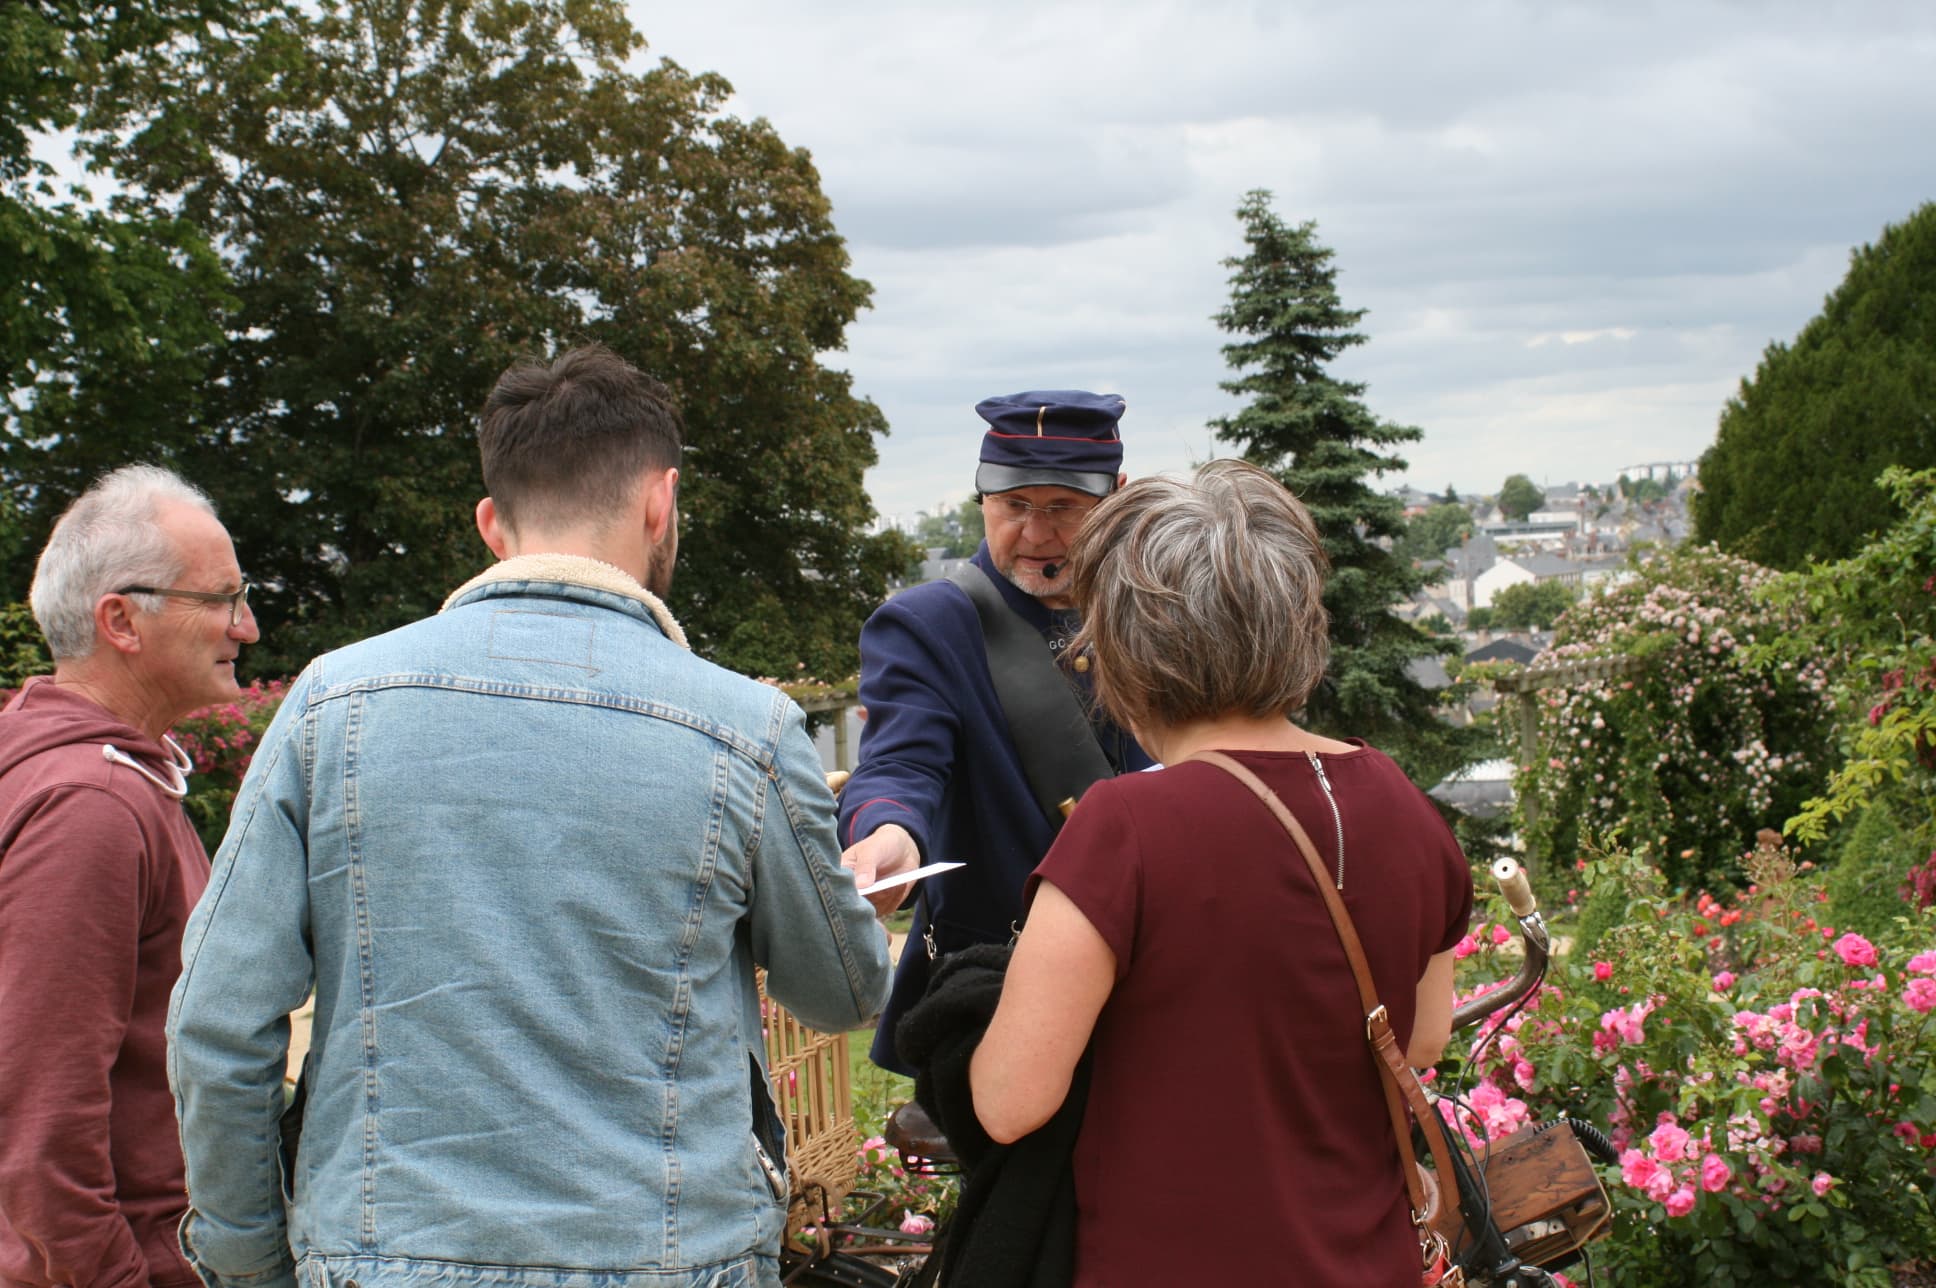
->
[[978, 494, 1099, 534], [116, 581, 253, 627]]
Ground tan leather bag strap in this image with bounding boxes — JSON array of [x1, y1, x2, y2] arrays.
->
[[1186, 750, 1462, 1226]]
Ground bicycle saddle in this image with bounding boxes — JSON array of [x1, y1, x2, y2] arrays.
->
[[883, 1100, 957, 1169]]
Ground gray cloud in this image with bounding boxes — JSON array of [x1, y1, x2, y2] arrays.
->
[[634, 0, 1936, 519]]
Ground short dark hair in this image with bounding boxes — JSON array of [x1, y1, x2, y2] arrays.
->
[[1067, 460, 1330, 733], [478, 344, 684, 532]]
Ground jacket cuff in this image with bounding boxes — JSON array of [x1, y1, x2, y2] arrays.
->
[[180, 1211, 298, 1288]]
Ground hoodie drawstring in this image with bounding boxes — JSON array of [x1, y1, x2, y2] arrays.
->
[[101, 736, 193, 799]]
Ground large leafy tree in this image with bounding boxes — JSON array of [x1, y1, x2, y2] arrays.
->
[[2, 2, 234, 521], [1, 2, 233, 384], [1489, 579, 1575, 631], [1394, 500, 1472, 565], [4, 0, 906, 680], [1497, 473, 1544, 522], [1694, 202, 1936, 570], [910, 496, 983, 561], [1211, 189, 1476, 785]]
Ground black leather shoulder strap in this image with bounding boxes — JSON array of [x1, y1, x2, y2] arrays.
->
[[948, 563, 1114, 827]]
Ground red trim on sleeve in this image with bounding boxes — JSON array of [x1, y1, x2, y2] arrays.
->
[[845, 797, 908, 846]]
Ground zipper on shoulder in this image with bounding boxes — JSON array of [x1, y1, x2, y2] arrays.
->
[[1305, 751, 1346, 890]]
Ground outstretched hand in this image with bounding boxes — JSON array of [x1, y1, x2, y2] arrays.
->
[[842, 823, 920, 917]]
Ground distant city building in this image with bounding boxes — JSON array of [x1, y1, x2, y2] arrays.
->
[[1428, 758, 1516, 819], [1478, 517, 1579, 548], [1615, 460, 1701, 484], [1465, 637, 1539, 666], [1471, 552, 1586, 608]]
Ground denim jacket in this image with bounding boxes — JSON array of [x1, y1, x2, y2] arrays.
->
[[167, 562, 891, 1288]]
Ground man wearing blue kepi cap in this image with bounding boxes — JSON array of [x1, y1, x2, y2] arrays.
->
[[839, 390, 1155, 1074]]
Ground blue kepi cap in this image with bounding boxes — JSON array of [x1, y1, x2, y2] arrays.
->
[[974, 390, 1125, 498]]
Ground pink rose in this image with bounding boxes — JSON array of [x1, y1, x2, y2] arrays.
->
[[1712, 971, 1736, 990], [1513, 1059, 1537, 1091], [1490, 923, 1513, 947], [1907, 950, 1936, 975], [1620, 1149, 1662, 1194], [1832, 933, 1878, 968], [1650, 1122, 1691, 1163], [1601, 1005, 1647, 1046], [1593, 961, 1613, 982], [1905, 978, 1936, 1015], [1454, 934, 1479, 961], [1810, 1172, 1834, 1198], [899, 1211, 935, 1235], [1664, 1186, 1697, 1218], [1700, 1154, 1732, 1192]]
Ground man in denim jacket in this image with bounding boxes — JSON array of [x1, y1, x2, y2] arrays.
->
[[168, 346, 892, 1288]]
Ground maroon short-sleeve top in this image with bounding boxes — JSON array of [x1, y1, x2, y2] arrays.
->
[[1028, 743, 1473, 1287]]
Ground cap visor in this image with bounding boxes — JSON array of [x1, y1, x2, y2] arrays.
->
[[975, 463, 1114, 497]]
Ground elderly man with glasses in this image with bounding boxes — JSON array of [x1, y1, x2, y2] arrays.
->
[[839, 391, 1154, 1076], [0, 464, 260, 1288]]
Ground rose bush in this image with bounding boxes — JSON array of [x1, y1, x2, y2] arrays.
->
[[1513, 545, 1834, 891], [842, 1061, 958, 1237], [172, 679, 290, 850], [1759, 468, 1936, 938], [1445, 842, 1936, 1285]]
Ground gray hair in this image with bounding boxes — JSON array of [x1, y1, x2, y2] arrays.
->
[[30, 465, 219, 660], [1066, 459, 1331, 733]]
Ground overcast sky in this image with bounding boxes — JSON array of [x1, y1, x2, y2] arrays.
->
[[635, 0, 1933, 524]]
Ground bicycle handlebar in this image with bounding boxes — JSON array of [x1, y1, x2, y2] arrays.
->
[[1492, 857, 1536, 919], [1449, 858, 1552, 1034]]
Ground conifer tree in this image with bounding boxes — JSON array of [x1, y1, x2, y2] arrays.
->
[[1695, 202, 1936, 569], [1211, 189, 1476, 785]]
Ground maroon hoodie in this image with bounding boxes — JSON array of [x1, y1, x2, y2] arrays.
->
[[0, 678, 209, 1288]]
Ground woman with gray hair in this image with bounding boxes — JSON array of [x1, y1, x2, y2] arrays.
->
[[966, 460, 1473, 1285]]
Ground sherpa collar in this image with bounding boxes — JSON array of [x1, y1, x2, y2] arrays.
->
[[441, 553, 690, 651]]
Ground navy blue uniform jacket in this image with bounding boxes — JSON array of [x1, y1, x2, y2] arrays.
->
[[838, 544, 1151, 1073]]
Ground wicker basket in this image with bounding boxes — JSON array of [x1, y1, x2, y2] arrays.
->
[[759, 973, 859, 1235]]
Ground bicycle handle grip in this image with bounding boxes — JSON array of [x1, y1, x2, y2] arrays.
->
[[1492, 858, 1537, 918]]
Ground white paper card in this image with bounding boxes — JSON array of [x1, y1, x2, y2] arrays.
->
[[857, 861, 965, 896]]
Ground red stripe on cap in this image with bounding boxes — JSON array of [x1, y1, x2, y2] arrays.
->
[[984, 429, 1121, 442]]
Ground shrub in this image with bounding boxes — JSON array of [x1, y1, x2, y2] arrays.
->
[[1768, 467, 1936, 873], [0, 601, 50, 690], [171, 681, 289, 850], [1826, 806, 1921, 940], [1515, 545, 1834, 890], [1446, 842, 1936, 1285], [845, 1057, 958, 1235]]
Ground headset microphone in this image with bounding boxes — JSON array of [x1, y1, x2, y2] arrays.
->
[[1041, 562, 1062, 579]]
